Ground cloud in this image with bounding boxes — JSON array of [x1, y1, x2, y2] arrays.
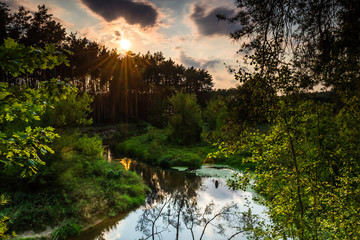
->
[[176, 48, 237, 89], [202, 59, 221, 69], [178, 50, 222, 70], [80, 0, 159, 28], [2, 0, 35, 11], [179, 51, 201, 68], [189, 4, 238, 36]]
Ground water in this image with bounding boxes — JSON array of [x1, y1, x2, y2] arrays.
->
[[71, 160, 267, 240]]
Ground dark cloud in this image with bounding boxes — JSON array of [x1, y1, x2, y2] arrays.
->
[[190, 4, 238, 36], [179, 51, 201, 68], [202, 59, 221, 69], [81, 0, 158, 28]]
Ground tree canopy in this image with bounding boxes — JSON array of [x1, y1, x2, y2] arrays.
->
[[219, 0, 360, 93]]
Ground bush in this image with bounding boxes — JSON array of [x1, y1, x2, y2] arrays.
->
[[43, 91, 93, 128], [203, 96, 229, 131], [167, 92, 202, 145]]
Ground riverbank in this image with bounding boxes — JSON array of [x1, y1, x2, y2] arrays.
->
[[115, 129, 209, 168], [69, 159, 268, 240], [115, 128, 255, 170], [5, 123, 257, 240], [1, 132, 148, 240]]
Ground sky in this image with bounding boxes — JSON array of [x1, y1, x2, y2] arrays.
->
[[5, 0, 244, 89]]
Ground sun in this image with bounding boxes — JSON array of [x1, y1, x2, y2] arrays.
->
[[119, 39, 131, 50]]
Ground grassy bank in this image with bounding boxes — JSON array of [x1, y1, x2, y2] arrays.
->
[[0, 133, 148, 240], [115, 128, 254, 170], [115, 129, 209, 168]]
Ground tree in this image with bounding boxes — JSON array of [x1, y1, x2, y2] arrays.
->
[[202, 96, 230, 143], [7, 6, 31, 46], [225, 100, 360, 239], [214, 1, 360, 238], [167, 92, 202, 145], [219, 0, 360, 93], [0, 3, 10, 45], [0, 38, 68, 176], [0, 37, 72, 238], [21, 5, 66, 47]]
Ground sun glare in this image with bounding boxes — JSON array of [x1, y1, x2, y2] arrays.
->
[[119, 39, 131, 50]]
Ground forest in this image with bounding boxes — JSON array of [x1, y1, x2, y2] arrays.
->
[[0, 0, 360, 239]]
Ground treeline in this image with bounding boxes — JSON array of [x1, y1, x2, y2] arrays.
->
[[0, 3, 214, 125]]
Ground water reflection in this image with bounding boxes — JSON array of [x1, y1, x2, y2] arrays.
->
[[203, 157, 214, 166], [136, 187, 242, 240], [103, 145, 112, 162], [71, 160, 267, 240], [118, 158, 132, 171]]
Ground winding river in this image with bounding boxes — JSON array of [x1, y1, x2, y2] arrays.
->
[[70, 159, 267, 240]]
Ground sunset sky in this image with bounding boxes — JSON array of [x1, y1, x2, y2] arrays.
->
[[4, 0, 243, 89]]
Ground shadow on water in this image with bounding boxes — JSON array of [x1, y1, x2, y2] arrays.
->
[[70, 159, 267, 240]]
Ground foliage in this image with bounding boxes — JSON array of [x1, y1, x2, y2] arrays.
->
[[51, 218, 81, 240], [167, 92, 202, 145], [214, 1, 360, 238], [1, 133, 147, 234], [219, 0, 360, 93], [0, 37, 146, 237], [0, 38, 68, 77], [44, 91, 93, 128], [224, 100, 360, 239], [0, 38, 68, 177], [0, 37, 69, 238], [202, 96, 229, 138], [0, 194, 15, 240]]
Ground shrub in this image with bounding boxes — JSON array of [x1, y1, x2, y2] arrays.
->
[[43, 91, 93, 128], [167, 92, 202, 145], [203, 96, 229, 132]]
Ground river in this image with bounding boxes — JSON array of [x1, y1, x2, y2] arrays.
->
[[70, 159, 267, 240]]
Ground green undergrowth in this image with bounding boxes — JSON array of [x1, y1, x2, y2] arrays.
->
[[0, 132, 147, 239], [74, 121, 149, 145], [115, 128, 253, 170], [217, 152, 256, 171], [115, 129, 208, 168], [205, 123, 271, 171]]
